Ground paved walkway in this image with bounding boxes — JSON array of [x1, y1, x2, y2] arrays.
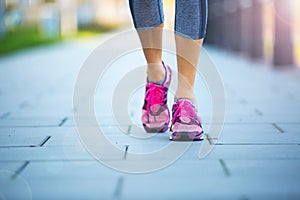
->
[[0, 32, 300, 200]]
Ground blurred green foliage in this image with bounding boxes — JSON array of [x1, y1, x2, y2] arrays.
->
[[78, 22, 114, 34], [0, 23, 115, 56], [0, 26, 61, 56]]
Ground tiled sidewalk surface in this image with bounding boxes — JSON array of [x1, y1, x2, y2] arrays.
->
[[0, 33, 300, 199]]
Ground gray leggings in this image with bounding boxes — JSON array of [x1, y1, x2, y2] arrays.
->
[[129, 0, 208, 40]]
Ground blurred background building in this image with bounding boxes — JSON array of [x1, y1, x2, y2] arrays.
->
[[0, 0, 299, 67], [205, 0, 300, 67], [0, 0, 131, 37]]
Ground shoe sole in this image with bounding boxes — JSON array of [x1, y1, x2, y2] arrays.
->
[[169, 131, 204, 141], [143, 123, 169, 133]]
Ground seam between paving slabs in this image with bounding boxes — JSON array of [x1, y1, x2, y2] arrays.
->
[[113, 177, 124, 199], [11, 161, 30, 179], [0, 112, 10, 119], [58, 117, 68, 127], [39, 136, 51, 147], [0, 136, 52, 148], [219, 159, 231, 176], [272, 123, 285, 133], [123, 145, 129, 160]]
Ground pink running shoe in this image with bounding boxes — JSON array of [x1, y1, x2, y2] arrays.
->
[[170, 99, 204, 141], [142, 61, 172, 133]]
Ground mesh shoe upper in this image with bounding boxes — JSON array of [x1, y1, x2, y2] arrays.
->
[[141, 61, 172, 133], [170, 98, 204, 140]]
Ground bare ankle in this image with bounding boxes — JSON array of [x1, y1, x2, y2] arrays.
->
[[174, 90, 195, 102], [147, 63, 165, 82]]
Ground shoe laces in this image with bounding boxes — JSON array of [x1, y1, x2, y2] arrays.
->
[[145, 83, 166, 114], [172, 99, 200, 124]]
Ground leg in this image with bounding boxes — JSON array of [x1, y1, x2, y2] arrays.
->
[[174, 0, 208, 101], [129, 0, 165, 82], [129, 0, 171, 133], [175, 37, 203, 101], [170, 0, 208, 141], [138, 23, 165, 82]]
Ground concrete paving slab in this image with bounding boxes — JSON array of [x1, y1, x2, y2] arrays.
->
[[205, 144, 300, 160], [0, 117, 67, 127], [0, 34, 300, 199], [225, 160, 300, 199], [218, 123, 300, 144]]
